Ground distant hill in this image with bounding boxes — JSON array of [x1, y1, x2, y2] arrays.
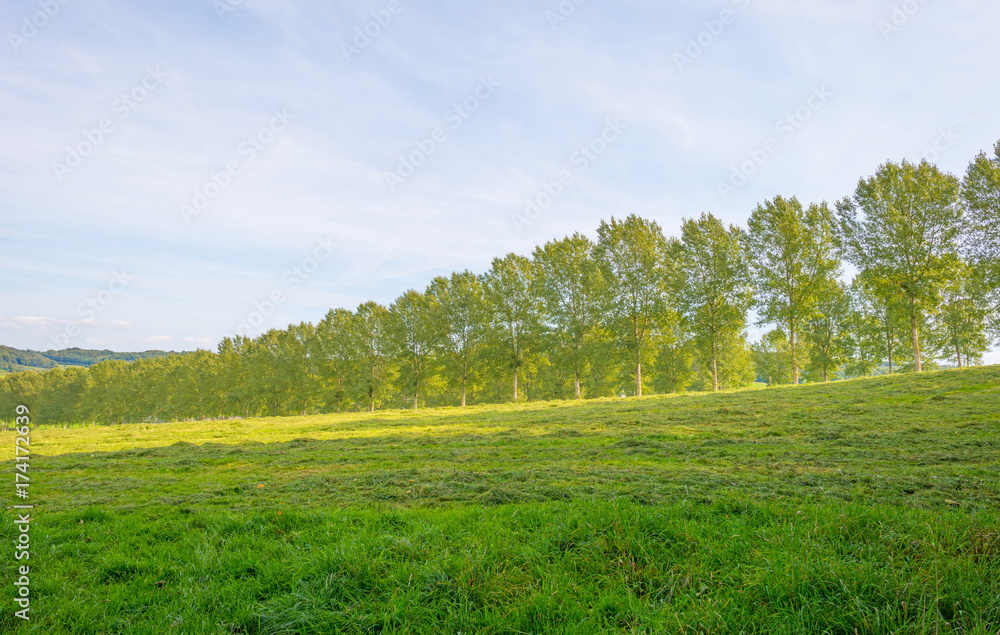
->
[[0, 346, 178, 373]]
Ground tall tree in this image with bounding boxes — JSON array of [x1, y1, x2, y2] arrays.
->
[[595, 215, 671, 397], [278, 322, 319, 415], [851, 275, 908, 375], [840, 283, 883, 379], [481, 254, 539, 403], [804, 280, 851, 382], [927, 262, 990, 367], [217, 335, 257, 418], [674, 213, 753, 391], [389, 289, 435, 409], [962, 140, 1000, 341], [352, 301, 393, 412], [837, 159, 963, 372], [426, 271, 486, 407], [532, 233, 606, 399], [746, 196, 840, 385], [315, 308, 357, 413], [653, 319, 696, 393], [752, 329, 792, 386]]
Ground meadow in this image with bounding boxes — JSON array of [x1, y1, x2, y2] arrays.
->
[[2, 367, 999, 634]]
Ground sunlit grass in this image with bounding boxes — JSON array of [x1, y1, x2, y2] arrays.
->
[[2, 366, 998, 633]]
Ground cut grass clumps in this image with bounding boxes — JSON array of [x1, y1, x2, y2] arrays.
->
[[8, 500, 999, 633], [1, 366, 999, 632]]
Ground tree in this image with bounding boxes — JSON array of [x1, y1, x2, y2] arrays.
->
[[352, 301, 393, 412], [653, 319, 696, 393], [595, 215, 671, 397], [674, 213, 753, 391], [837, 159, 963, 372], [753, 329, 792, 386], [250, 329, 291, 417], [218, 335, 257, 418], [804, 280, 851, 382], [927, 262, 990, 367], [840, 284, 882, 379], [697, 330, 756, 391], [532, 233, 607, 399], [747, 196, 840, 385], [278, 323, 319, 415], [850, 274, 908, 375], [962, 140, 1000, 342], [315, 308, 357, 413], [426, 271, 486, 407], [481, 254, 540, 403], [86, 359, 131, 424], [389, 289, 435, 409]]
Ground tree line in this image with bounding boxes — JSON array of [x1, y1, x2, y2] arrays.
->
[[3, 143, 998, 425], [0, 346, 174, 373]]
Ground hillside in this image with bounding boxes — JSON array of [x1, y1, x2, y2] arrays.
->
[[2, 367, 998, 633], [0, 346, 177, 373]]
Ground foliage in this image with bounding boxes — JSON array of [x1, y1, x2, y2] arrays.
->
[[837, 159, 963, 372], [674, 213, 753, 391], [752, 329, 792, 385], [532, 233, 607, 399], [481, 253, 540, 403], [5, 141, 1000, 417], [594, 215, 671, 396], [804, 280, 852, 382], [746, 196, 841, 384]]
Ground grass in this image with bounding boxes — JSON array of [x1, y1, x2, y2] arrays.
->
[[2, 367, 999, 633]]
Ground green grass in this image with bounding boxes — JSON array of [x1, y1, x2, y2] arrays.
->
[[3, 367, 999, 633]]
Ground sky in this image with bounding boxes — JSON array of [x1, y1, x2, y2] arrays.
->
[[1, 0, 998, 363]]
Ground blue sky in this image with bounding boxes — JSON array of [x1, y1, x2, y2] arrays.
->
[[1, 0, 998, 363]]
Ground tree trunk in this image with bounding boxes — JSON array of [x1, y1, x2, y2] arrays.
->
[[790, 315, 799, 385], [574, 366, 581, 400], [711, 337, 719, 391], [513, 370, 518, 403], [956, 345, 962, 368], [910, 301, 922, 372], [636, 361, 642, 397], [461, 376, 467, 407], [413, 373, 419, 409], [823, 367, 828, 383], [886, 325, 894, 375]]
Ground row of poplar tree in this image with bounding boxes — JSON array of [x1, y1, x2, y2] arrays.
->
[[2, 143, 998, 425]]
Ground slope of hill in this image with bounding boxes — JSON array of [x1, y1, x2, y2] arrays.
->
[[0, 346, 177, 372], [2, 367, 998, 632], [0, 345, 58, 372]]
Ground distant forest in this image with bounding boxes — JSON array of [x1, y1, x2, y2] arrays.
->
[[0, 346, 175, 373], [2, 142, 999, 426]]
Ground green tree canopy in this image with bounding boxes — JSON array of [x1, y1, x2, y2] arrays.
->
[[595, 215, 671, 397], [746, 196, 840, 384], [674, 213, 752, 391], [532, 233, 607, 399], [481, 254, 540, 403], [836, 159, 963, 372]]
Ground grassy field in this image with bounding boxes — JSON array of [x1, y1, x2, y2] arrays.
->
[[2, 368, 999, 633]]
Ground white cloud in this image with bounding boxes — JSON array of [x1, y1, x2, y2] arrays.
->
[[0, 315, 62, 332]]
